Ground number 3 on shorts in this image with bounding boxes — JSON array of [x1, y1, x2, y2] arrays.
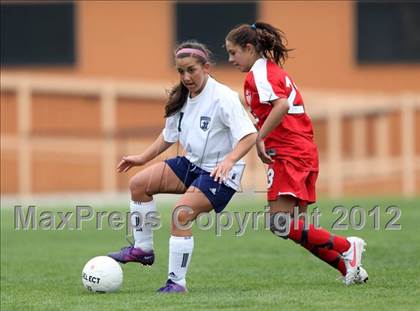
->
[[267, 168, 274, 188]]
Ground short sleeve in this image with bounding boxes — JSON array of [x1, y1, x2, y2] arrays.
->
[[219, 92, 257, 143], [162, 114, 179, 143], [252, 60, 287, 103]]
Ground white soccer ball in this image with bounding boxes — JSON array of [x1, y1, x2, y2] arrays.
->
[[82, 256, 123, 293]]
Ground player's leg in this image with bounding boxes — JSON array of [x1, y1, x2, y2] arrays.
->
[[270, 196, 351, 254], [108, 160, 187, 264], [270, 197, 367, 284], [294, 200, 347, 276], [299, 178, 367, 284], [159, 173, 236, 293], [268, 161, 367, 284], [129, 160, 187, 202], [158, 186, 214, 293], [268, 161, 350, 253]]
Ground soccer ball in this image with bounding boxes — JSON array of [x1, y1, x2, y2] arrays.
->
[[82, 256, 123, 293]]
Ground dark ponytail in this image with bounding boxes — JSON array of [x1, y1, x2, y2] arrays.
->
[[164, 41, 212, 118], [225, 21, 292, 66]]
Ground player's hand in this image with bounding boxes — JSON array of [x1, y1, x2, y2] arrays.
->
[[117, 155, 146, 173], [210, 158, 235, 184], [256, 137, 273, 164]]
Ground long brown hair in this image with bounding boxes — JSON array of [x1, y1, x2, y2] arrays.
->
[[164, 41, 212, 117], [225, 22, 292, 67]]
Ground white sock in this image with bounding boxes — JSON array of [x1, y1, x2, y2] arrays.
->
[[168, 236, 194, 287], [130, 200, 156, 251]]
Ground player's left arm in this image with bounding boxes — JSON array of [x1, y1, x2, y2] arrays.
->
[[256, 98, 289, 164]]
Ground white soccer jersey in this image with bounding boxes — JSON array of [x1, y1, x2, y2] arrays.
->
[[162, 76, 256, 191]]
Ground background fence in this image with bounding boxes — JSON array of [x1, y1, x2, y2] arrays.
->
[[2, 74, 419, 197]]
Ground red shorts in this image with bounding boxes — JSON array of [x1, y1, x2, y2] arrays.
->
[[267, 159, 318, 205]]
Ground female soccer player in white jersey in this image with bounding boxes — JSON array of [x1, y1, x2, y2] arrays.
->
[[225, 22, 368, 285], [108, 41, 257, 293]]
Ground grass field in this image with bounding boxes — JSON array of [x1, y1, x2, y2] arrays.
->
[[1, 196, 420, 310]]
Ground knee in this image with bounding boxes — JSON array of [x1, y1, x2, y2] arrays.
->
[[129, 174, 149, 197], [270, 213, 290, 239], [172, 205, 194, 228]]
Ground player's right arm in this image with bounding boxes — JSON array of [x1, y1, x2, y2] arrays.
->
[[256, 97, 289, 164], [117, 133, 174, 172]]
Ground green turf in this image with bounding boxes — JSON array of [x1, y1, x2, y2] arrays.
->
[[1, 197, 420, 310]]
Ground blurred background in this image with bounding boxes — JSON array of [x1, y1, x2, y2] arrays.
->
[[1, 1, 419, 199]]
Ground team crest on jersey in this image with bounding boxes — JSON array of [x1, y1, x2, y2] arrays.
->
[[200, 116, 211, 131]]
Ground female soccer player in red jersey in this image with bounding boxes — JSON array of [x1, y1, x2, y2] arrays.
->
[[225, 22, 368, 285]]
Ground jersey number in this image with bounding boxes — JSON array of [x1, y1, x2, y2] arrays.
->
[[267, 168, 274, 188], [178, 112, 184, 132], [285, 76, 304, 115]]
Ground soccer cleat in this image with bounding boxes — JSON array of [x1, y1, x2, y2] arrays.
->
[[354, 266, 369, 284], [342, 237, 367, 285], [107, 246, 154, 265], [157, 279, 188, 293]]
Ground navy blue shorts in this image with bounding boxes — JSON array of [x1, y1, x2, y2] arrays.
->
[[164, 156, 236, 213]]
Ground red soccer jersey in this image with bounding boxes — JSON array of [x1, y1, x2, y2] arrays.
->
[[244, 58, 318, 171]]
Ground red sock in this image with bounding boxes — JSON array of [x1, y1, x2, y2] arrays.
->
[[288, 219, 350, 254], [336, 255, 347, 276], [302, 242, 347, 276]]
